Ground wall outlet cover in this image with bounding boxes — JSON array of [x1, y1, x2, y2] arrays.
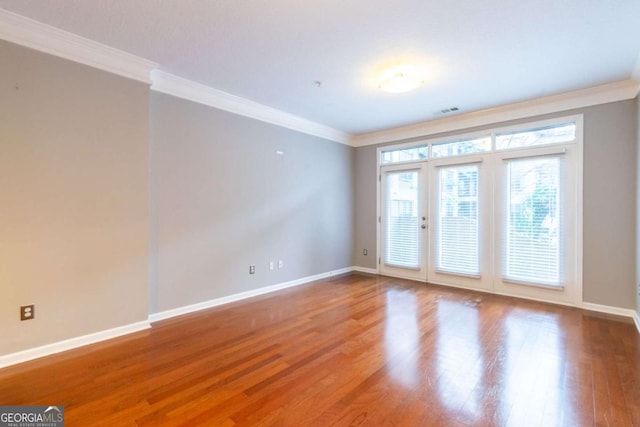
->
[[20, 305, 35, 321]]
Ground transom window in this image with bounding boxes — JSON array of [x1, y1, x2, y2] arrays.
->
[[432, 136, 491, 158], [379, 121, 578, 164], [496, 122, 576, 150], [380, 145, 428, 164]]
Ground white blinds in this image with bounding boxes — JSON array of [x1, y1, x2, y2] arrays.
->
[[437, 165, 480, 275], [385, 171, 420, 268], [503, 156, 562, 286]]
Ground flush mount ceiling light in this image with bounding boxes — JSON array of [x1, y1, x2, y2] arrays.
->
[[377, 64, 425, 93]]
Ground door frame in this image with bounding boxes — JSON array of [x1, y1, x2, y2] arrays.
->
[[427, 154, 493, 292], [492, 144, 581, 306], [377, 161, 429, 282], [374, 114, 583, 307]]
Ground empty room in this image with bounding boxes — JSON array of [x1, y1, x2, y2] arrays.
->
[[1, 1, 640, 426]]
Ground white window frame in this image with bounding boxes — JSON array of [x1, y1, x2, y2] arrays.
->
[[493, 142, 581, 305], [375, 114, 583, 307], [379, 163, 429, 280], [428, 154, 493, 291], [379, 140, 430, 166]]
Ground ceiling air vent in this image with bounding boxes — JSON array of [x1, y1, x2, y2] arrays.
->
[[433, 106, 460, 116]]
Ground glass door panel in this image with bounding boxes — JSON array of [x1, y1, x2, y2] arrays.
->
[[380, 163, 428, 280]]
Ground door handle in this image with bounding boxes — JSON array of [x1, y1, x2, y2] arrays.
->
[[421, 224, 426, 229]]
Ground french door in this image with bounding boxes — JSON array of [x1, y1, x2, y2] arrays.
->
[[493, 146, 579, 305], [377, 121, 581, 306], [428, 155, 491, 291], [379, 155, 577, 302], [379, 163, 428, 280]]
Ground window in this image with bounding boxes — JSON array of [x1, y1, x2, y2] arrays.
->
[[432, 136, 491, 158], [377, 116, 581, 304], [385, 171, 420, 268], [503, 156, 562, 286], [496, 123, 576, 150], [436, 164, 480, 276], [380, 145, 428, 164]]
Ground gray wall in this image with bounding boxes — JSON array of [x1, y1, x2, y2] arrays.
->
[[150, 93, 354, 314], [353, 142, 378, 268], [354, 99, 638, 309], [0, 41, 150, 355], [0, 38, 635, 358], [584, 100, 637, 309]]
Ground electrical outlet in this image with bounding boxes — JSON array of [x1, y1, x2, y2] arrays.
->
[[363, 249, 368, 256], [269, 261, 274, 271], [20, 305, 35, 321], [249, 265, 256, 274], [278, 260, 284, 269]]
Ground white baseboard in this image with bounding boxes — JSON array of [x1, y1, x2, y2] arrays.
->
[[0, 267, 357, 369], [149, 266, 354, 323], [582, 302, 637, 318], [632, 311, 640, 334], [576, 303, 640, 333], [6, 269, 633, 369], [0, 320, 150, 369], [352, 266, 378, 275], [328, 267, 355, 277]]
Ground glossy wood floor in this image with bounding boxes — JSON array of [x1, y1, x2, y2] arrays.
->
[[1, 274, 640, 426]]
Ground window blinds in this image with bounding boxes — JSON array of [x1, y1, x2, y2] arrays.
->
[[437, 165, 480, 276], [503, 156, 562, 286], [385, 171, 420, 268]]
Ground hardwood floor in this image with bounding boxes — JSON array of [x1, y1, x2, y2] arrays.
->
[[1, 273, 639, 426]]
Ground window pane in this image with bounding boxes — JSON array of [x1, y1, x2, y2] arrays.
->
[[432, 136, 491, 158], [496, 123, 576, 150], [504, 157, 562, 285], [380, 146, 428, 164], [385, 171, 420, 268], [437, 165, 480, 275]]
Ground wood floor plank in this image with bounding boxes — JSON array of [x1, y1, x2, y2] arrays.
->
[[1, 273, 639, 426]]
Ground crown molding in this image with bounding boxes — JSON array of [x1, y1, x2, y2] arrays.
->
[[151, 70, 352, 145], [353, 79, 640, 147], [0, 8, 157, 83]]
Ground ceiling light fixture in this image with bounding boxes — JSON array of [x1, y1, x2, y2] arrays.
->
[[378, 65, 424, 93]]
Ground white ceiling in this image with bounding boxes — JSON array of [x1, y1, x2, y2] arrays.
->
[[1, 0, 639, 135]]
